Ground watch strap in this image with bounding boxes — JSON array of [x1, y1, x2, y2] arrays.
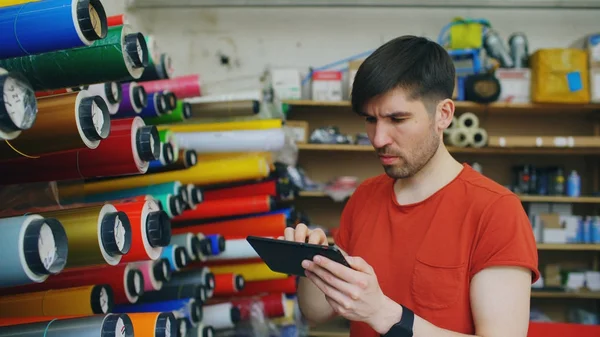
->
[[381, 304, 414, 337]]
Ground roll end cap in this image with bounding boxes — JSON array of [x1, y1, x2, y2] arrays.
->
[[186, 150, 198, 167], [23, 218, 68, 276], [101, 211, 132, 256], [190, 301, 203, 323], [182, 102, 192, 119], [169, 195, 184, 217], [230, 306, 242, 323], [153, 258, 172, 282], [204, 272, 215, 290], [102, 313, 134, 337], [124, 32, 149, 68], [77, 0, 108, 42], [235, 274, 245, 291], [174, 246, 188, 269], [203, 326, 215, 337], [133, 85, 148, 110], [79, 95, 111, 141], [146, 210, 171, 247], [91, 284, 114, 314], [156, 312, 177, 337], [136, 125, 160, 161]]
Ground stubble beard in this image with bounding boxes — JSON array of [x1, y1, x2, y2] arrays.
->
[[381, 126, 440, 179]]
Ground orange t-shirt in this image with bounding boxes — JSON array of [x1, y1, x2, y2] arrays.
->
[[333, 164, 540, 336]]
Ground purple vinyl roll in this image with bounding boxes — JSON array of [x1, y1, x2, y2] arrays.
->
[[117, 82, 147, 117]]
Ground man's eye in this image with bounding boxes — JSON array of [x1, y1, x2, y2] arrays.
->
[[391, 118, 406, 123], [365, 117, 376, 123]]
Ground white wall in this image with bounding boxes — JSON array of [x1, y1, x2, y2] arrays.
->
[[101, 1, 599, 95]]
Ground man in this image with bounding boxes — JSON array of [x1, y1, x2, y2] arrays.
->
[[281, 35, 539, 337]]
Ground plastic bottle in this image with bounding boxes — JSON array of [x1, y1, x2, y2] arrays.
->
[[566, 170, 581, 197]]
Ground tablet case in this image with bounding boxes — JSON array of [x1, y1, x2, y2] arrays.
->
[[246, 236, 351, 277]]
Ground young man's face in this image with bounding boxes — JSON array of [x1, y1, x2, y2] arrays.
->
[[361, 87, 441, 179]]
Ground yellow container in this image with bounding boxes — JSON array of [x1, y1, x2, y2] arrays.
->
[[531, 48, 590, 103]]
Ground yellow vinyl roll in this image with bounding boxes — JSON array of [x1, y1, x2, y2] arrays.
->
[[196, 151, 273, 165], [0, 285, 101, 317], [59, 154, 270, 198], [0, 0, 39, 6], [210, 262, 288, 282], [158, 119, 282, 133]]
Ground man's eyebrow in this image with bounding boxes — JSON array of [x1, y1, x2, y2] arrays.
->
[[381, 111, 413, 118]]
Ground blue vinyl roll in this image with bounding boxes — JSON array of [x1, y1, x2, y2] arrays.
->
[[0, 0, 105, 59], [148, 158, 166, 170], [83, 181, 182, 203], [0, 214, 68, 288], [160, 244, 188, 272], [139, 92, 164, 118], [112, 298, 200, 326], [206, 234, 224, 255]]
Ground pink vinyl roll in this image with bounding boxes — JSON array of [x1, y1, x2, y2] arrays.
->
[[138, 75, 201, 99]]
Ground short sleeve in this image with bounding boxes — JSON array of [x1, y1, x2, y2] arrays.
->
[[470, 194, 540, 283], [333, 193, 357, 254]]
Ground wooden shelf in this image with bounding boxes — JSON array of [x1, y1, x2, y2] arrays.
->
[[283, 99, 600, 114], [297, 143, 600, 155], [302, 190, 600, 204], [531, 291, 600, 299]]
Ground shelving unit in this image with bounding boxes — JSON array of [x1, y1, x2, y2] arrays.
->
[[285, 99, 600, 333]]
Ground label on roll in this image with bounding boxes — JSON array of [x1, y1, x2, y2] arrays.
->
[[100, 287, 109, 313], [165, 318, 172, 337], [116, 317, 126, 337], [92, 100, 105, 135], [3, 77, 27, 127], [114, 217, 126, 252], [38, 223, 57, 270]]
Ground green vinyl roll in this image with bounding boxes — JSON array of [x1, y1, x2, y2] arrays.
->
[[144, 101, 187, 125], [154, 193, 175, 218], [0, 25, 147, 91], [159, 129, 179, 162]]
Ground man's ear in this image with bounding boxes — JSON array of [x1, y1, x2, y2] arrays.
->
[[437, 98, 455, 130]]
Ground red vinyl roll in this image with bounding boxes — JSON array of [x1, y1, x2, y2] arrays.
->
[[117, 198, 168, 263], [138, 75, 201, 99], [213, 273, 242, 296], [171, 213, 287, 239], [35, 87, 81, 98], [0, 117, 153, 184], [172, 195, 273, 222], [107, 14, 125, 26], [0, 264, 144, 304], [234, 277, 297, 297], [203, 179, 277, 200]]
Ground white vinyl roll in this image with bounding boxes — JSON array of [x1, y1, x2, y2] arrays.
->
[[175, 128, 285, 153], [202, 302, 236, 330], [207, 238, 259, 261], [87, 83, 120, 115], [449, 128, 470, 147], [469, 128, 488, 148], [457, 112, 479, 129], [185, 90, 261, 104]]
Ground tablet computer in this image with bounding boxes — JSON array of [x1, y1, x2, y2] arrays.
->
[[246, 236, 351, 277]]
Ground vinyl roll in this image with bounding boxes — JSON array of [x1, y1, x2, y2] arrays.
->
[[0, 260, 144, 305], [0, 313, 134, 337], [187, 323, 214, 337], [137, 284, 204, 304], [203, 179, 282, 200], [0, 284, 112, 317], [88, 82, 122, 115], [160, 119, 282, 133], [168, 268, 215, 291], [195, 233, 213, 263], [154, 193, 184, 218], [202, 302, 240, 330], [206, 234, 225, 256], [207, 238, 258, 262], [188, 100, 260, 118], [0, 0, 108, 59], [138, 53, 173, 82], [144, 100, 192, 125], [162, 91, 177, 112], [0, 215, 68, 288], [41, 204, 132, 267], [107, 13, 126, 26], [0, 24, 148, 90], [132, 258, 172, 292], [60, 154, 271, 197], [150, 149, 196, 174], [231, 293, 287, 319], [119, 81, 147, 114], [0, 68, 38, 141], [128, 312, 176, 337], [112, 298, 202, 327], [213, 273, 244, 297], [161, 245, 189, 272], [175, 128, 285, 154], [210, 262, 287, 282], [34, 85, 86, 98], [82, 181, 183, 206], [448, 128, 470, 148], [235, 276, 297, 297], [139, 75, 201, 99], [118, 92, 168, 119], [457, 112, 479, 129], [0, 90, 111, 159], [186, 184, 203, 208], [468, 128, 488, 148], [169, 233, 203, 261], [159, 130, 179, 161], [171, 213, 287, 240], [173, 195, 274, 223]]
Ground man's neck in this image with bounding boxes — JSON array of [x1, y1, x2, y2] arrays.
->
[[393, 144, 464, 205]]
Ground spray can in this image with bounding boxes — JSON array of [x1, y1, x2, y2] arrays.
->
[[566, 170, 581, 197], [509, 33, 529, 68], [483, 29, 514, 68]]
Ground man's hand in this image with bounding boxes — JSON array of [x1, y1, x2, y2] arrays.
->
[[302, 254, 403, 334], [278, 223, 328, 246]]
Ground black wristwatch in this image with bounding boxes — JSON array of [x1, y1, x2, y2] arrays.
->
[[381, 304, 414, 337]]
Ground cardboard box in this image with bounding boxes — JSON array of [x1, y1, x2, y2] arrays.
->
[[488, 136, 600, 148], [587, 34, 600, 67], [271, 69, 301, 100], [348, 59, 364, 95], [535, 213, 580, 244], [285, 120, 309, 143], [312, 70, 343, 101], [495, 69, 531, 103], [590, 68, 600, 103]]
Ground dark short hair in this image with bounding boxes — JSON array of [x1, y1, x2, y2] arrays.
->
[[351, 35, 455, 114]]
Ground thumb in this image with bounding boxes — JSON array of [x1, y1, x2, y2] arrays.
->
[[347, 256, 373, 274]]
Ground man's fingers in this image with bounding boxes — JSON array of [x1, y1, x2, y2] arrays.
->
[[294, 223, 308, 242], [307, 230, 324, 245], [284, 227, 295, 241], [305, 261, 361, 301], [347, 256, 374, 274], [314, 255, 360, 285], [305, 270, 352, 308]]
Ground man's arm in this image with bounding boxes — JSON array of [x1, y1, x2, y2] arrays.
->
[[303, 256, 533, 337], [297, 275, 337, 324]]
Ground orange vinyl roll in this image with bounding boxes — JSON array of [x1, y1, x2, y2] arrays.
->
[[172, 195, 273, 223], [117, 198, 171, 263], [234, 277, 297, 297], [171, 213, 287, 239], [0, 285, 111, 317], [212, 273, 244, 296], [128, 312, 177, 337]]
